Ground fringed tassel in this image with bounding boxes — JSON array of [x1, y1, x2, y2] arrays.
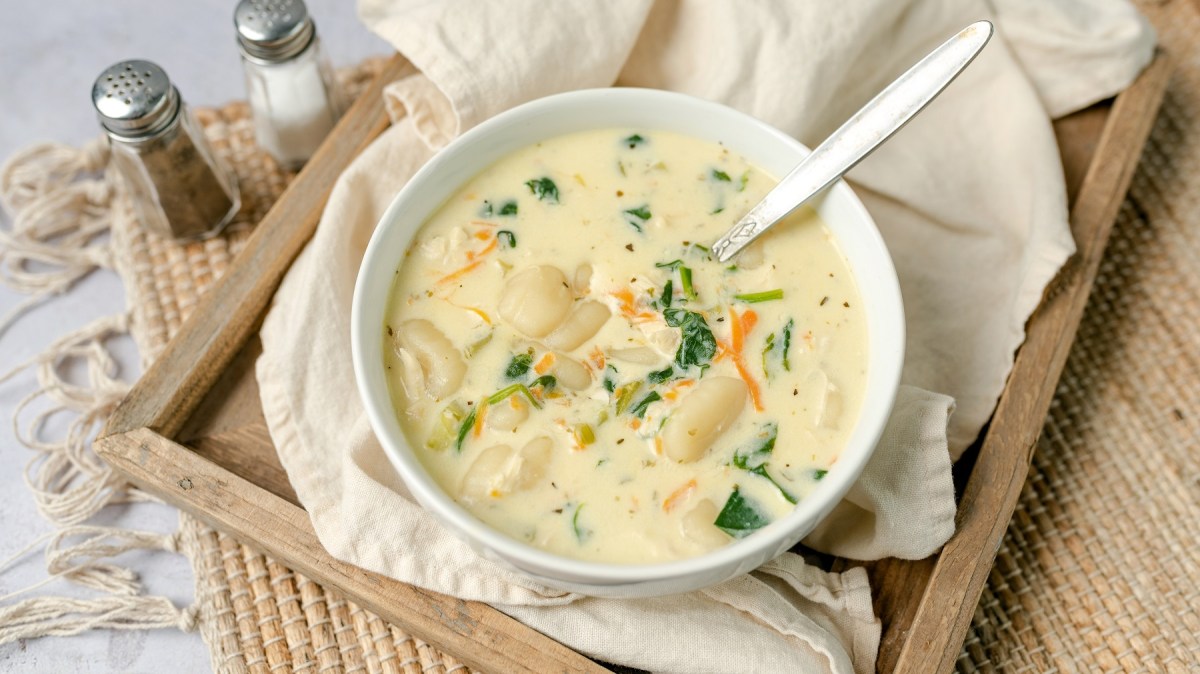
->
[[1, 313, 137, 525], [0, 525, 183, 603], [0, 138, 197, 646], [0, 138, 115, 336], [0, 596, 196, 645]]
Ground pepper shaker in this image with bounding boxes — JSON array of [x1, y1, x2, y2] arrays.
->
[[92, 60, 240, 240], [235, 0, 343, 169]]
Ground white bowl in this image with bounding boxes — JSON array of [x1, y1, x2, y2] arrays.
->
[[352, 88, 905, 598]]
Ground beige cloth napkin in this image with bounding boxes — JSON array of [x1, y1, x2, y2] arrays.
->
[[255, 1, 1154, 671]]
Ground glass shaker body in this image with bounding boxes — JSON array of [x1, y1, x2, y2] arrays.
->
[[107, 101, 241, 240], [240, 35, 341, 170], [94, 60, 240, 240]]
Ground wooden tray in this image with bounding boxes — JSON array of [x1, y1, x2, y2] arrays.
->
[[96, 50, 1171, 673]]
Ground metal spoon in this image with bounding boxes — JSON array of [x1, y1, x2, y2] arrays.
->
[[711, 20, 994, 263]]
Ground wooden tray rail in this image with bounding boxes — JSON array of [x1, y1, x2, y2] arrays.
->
[[96, 49, 1171, 673]]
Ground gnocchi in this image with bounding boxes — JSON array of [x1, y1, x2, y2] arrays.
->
[[459, 436, 553, 503], [384, 128, 867, 563], [661, 377, 747, 463], [394, 319, 466, 400], [498, 265, 573, 337], [545, 301, 611, 351]]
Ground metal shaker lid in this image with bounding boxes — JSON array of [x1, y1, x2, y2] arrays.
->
[[91, 60, 179, 137], [234, 0, 315, 62]]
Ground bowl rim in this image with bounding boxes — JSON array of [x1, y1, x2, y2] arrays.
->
[[351, 87, 905, 585]]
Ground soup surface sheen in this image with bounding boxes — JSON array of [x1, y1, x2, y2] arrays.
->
[[384, 129, 867, 564]]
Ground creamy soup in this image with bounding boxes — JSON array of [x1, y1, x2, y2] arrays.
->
[[383, 129, 867, 564]]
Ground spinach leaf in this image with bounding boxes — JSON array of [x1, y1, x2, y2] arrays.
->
[[498, 200, 518, 216], [712, 169, 732, 182], [630, 391, 662, 419], [525, 177, 560, 203], [781, 319, 793, 371], [732, 423, 796, 504], [762, 318, 794, 379], [497, 230, 517, 249], [813, 469, 828, 481], [624, 205, 652, 232], [530, 374, 556, 393], [572, 503, 590, 542], [737, 170, 750, 192], [505, 352, 533, 379], [732, 422, 777, 471], [623, 133, 646, 148], [664, 308, 717, 370], [647, 366, 674, 385], [603, 364, 618, 393], [659, 279, 673, 309], [714, 487, 771, 538]]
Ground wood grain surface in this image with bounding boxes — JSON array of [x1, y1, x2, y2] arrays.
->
[[889, 51, 1171, 674], [94, 48, 1171, 674], [97, 429, 605, 674]]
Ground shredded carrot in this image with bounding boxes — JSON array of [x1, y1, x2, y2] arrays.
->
[[469, 219, 498, 227], [436, 233, 500, 285], [741, 309, 758, 337], [588, 346, 606, 371], [662, 379, 696, 402], [442, 299, 492, 324], [663, 479, 697, 512], [466, 236, 498, 261], [630, 419, 642, 430], [654, 436, 664, 455], [534, 352, 556, 375], [612, 288, 636, 313], [729, 306, 745, 352], [732, 353, 764, 411], [466, 306, 492, 324], [472, 403, 487, 437], [720, 308, 764, 410], [473, 230, 492, 241], [437, 258, 484, 285], [611, 288, 657, 323]]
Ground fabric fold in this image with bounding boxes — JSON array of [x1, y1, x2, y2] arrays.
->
[[359, 0, 656, 147], [256, 0, 1155, 671]]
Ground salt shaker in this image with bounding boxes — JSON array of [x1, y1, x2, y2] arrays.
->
[[235, 0, 342, 169], [92, 60, 240, 240]]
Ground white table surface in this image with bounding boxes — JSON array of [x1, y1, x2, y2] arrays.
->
[[0, 2, 389, 670]]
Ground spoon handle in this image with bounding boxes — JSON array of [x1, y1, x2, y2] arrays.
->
[[712, 20, 994, 263]]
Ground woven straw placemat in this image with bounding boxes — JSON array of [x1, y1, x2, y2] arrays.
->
[[104, 7, 1200, 670], [955, 1, 1200, 670]]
